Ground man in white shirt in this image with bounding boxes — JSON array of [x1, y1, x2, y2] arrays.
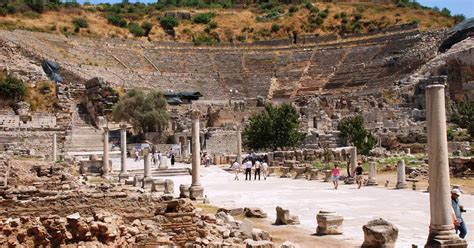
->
[[244, 160, 253, 181], [254, 161, 261, 180], [231, 161, 240, 181], [261, 162, 269, 180]]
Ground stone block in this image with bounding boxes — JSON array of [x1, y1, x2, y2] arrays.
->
[[316, 210, 343, 235], [179, 184, 190, 198], [151, 179, 165, 192], [294, 167, 306, 179], [217, 207, 244, 216], [308, 169, 319, 180], [362, 218, 398, 248], [251, 228, 272, 241], [280, 241, 301, 248], [164, 179, 174, 194], [244, 239, 275, 248], [275, 206, 299, 225], [244, 207, 268, 218]]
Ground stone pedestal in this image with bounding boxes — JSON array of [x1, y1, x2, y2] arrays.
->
[[190, 109, 204, 200], [151, 179, 165, 192], [143, 152, 152, 189], [179, 184, 190, 198], [294, 167, 306, 179], [396, 160, 407, 189], [164, 179, 174, 194], [102, 128, 110, 177], [425, 82, 467, 248], [133, 175, 143, 188], [159, 156, 169, 170], [119, 125, 129, 180], [280, 167, 291, 178], [52, 133, 57, 162], [316, 210, 343, 235], [309, 169, 319, 180], [367, 162, 378, 186], [362, 218, 398, 248]]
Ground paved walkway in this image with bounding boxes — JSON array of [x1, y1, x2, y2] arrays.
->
[[111, 159, 473, 247]]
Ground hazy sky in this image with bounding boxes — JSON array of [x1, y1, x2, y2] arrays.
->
[[76, 0, 474, 18]]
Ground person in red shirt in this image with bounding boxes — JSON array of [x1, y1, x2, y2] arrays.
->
[[332, 164, 340, 190]]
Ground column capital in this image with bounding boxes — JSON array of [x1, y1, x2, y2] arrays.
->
[[191, 109, 201, 120]]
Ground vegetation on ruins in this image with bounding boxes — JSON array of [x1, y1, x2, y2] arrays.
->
[[112, 89, 169, 136], [0, 73, 27, 102], [243, 103, 305, 150], [337, 115, 377, 156], [451, 101, 474, 138], [0, 0, 462, 42], [159, 16, 180, 32]]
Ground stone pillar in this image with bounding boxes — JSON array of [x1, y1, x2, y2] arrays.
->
[[102, 128, 109, 177], [237, 125, 242, 166], [143, 151, 153, 189], [189, 109, 204, 200], [425, 83, 467, 247], [119, 125, 129, 180], [367, 162, 378, 186], [350, 147, 357, 177], [52, 133, 57, 162], [395, 160, 407, 189]]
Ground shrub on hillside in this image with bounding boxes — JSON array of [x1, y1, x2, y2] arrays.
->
[[159, 16, 179, 30], [271, 23, 280, 32], [107, 14, 127, 27], [192, 12, 216, 24], [72, 17, 89, 29], [0, 74, 27, 101], [128, 22, 145, 37], [289, 5, 299, 13], [141, 22, 153, 36]]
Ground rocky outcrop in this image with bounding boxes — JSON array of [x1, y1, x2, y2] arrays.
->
[[244, 207, 268, 218]]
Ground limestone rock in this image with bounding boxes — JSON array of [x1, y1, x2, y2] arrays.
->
[[244, 207, 268, 218], [245, 239, 275, 248], [251, 228, 272, 241], [280, 241, 301, 248], [275, 206, 299, 225], [362, 218, 398, 248]]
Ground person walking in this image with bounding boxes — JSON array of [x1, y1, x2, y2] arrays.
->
[[451, 188, 468, 239], [231, 160, 241, 181], [354, 162, 363, 189], [135, 150, 140, 162], [332, 164, 340, 190], [171, 154, 175, 166], [254, 161, 261, 180], [244, 160, 253, 181], [261, 161, 269, 180]]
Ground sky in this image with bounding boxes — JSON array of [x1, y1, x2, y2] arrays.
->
[[75, 0, 474, 18]]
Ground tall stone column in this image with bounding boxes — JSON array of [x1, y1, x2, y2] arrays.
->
[[189, 109, 204, 200], [425, 82, 467, 247], [144, 152, 151, 179], [102, 128, 110, 177], [367, 162, 378, 186], [350, 147, 357, 177], [396, 160, 407, 189], [119, 125, 129, 180], [237, 125, 242, 166], [52, 133, 57, 162]]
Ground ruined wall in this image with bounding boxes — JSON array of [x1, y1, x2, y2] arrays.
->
[[0, 130, 63, 157], [205, 131, 238, 155]]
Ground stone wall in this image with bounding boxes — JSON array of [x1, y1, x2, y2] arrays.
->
[[205, 131, 238, 155], [0, 113, 56, 129], [0, 130, 63, 157]]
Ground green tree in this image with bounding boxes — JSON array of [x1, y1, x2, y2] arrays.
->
[[112, 89, 169, 135], [451, 101, 474, 138], [337, 115, 377, 155], [159, 16, 179, 30], [0, 74, 27, 101], [243, 103, 305, 150]]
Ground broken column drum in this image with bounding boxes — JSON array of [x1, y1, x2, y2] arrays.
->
[[367, 162, 378, 186], [102, 128, 109, 177], [425, 82, 467, 247], [396, 160, 407, 189], [189, 109, 204, 200]]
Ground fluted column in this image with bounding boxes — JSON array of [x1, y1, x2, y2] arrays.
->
[[237, 125, 242, 166], [189, 109, 204, 200], [119, 125, 129, 180], [102, 128, 109, 177], [425, 81, 467, 247]]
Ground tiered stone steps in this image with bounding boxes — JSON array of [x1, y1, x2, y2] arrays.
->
[[65, 126, 103, 154]]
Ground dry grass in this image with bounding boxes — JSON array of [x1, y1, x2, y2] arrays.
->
[[0, 2, 455, 43]]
